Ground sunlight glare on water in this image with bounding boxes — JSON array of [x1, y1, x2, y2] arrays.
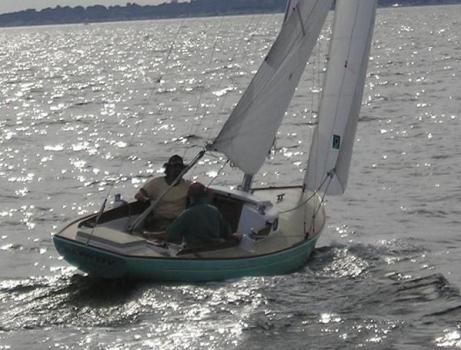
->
[[0, 4, 460, 350]]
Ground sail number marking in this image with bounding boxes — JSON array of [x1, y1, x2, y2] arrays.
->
[[332, 135, 341, 150]]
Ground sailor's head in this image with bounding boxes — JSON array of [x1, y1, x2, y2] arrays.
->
[[187, 182, 207, 202], [164, 154, 186, 178]]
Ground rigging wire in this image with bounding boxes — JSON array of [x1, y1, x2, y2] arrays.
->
[[315, 172, 333, 217], [186, 15, 260, 181], [278, 172, 332, 214], [274, 172, 333, 239], [183, 19, 225, 163], [212, 14, 263, 123], [157, 18, 186, 83], [93, 20, 186, 225], [204, 15, 263, 181], [308, 171, 333, 236], [299, 28, 324, 182], [206, 159, 230, 189], [209, 6, 328, 150]]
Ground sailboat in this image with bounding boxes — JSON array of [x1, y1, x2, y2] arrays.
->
[[53, 0, 377, 282]]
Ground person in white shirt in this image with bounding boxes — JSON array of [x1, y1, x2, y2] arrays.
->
[[135, 155, 191, 231]]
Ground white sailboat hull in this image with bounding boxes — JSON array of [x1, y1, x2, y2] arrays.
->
[[53, 187, 325, 282]]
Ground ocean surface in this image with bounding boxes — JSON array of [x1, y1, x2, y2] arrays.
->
[[1, 4, 460, 349]]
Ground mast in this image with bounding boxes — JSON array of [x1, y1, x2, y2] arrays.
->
[[240, 174, 253, 192]]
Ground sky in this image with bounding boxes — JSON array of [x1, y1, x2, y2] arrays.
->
[[0, 1, 170, 15]]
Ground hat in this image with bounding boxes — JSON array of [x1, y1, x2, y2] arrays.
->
[[163, 155, 186, 169], [187, 182, 207, 199]]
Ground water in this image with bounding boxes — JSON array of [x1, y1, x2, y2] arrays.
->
[[0, 5, 460, 349]]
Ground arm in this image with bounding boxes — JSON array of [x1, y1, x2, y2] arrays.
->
[[135, 177, 160, 202], [135, 188, 149, 202], [165, 211, 189, 244]]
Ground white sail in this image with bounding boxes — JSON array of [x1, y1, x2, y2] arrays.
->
[[284, 0, 300, 22], [209, 0, 333, 176], [305, 0, 377, 195]]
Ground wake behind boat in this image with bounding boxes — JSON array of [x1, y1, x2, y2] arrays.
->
[[53, 0, 377, 282]]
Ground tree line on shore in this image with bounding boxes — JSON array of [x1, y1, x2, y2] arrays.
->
[[1, 0, 460, 27]]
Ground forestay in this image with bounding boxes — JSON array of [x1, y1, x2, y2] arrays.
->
[[209, 0, 333, 175], [305, 0, 377, 195]]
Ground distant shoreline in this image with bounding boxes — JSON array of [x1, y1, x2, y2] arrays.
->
[[1, 0, 460, 28]]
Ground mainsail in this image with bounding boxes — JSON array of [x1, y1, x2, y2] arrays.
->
[[305, 0, 377, 195], [209, 0, 333, 175]]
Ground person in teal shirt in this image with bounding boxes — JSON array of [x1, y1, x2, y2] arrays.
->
[[166, 182, 232, 247]]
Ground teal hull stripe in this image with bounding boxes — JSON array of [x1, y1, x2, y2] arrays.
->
[[53, 235, 318, 282]]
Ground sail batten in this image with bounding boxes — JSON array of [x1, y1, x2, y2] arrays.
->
[[209, 0, 333, 176], [305, 0, 377, 195]]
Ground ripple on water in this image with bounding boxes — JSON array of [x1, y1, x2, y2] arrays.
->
[[0, 5, 460, 350]]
